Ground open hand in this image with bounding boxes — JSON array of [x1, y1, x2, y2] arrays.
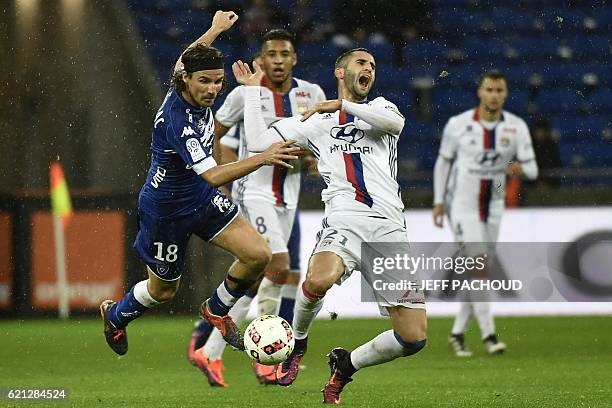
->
[[260, 140, 302, 169], [301, 100, 343, 121], [232, 60, 265, 86]]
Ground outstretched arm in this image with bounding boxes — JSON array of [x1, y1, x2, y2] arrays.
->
[[341, 100, 405, 135], [173, 11, 238, 72], [201, 140, 300, 187], [301, 99, 405, 135], [233, 60, 292, 152]]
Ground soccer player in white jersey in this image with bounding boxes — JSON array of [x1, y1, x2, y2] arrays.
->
[[432, 70, 538, 357], [187, 30, 325, 386], [235, 48, 427, 404]]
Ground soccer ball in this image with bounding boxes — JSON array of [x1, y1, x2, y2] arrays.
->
[[244, 315, 295, 365]]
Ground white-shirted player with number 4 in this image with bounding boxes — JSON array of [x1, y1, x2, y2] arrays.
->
[[235, 48, 427, 404], [433, 70, 538, 357]]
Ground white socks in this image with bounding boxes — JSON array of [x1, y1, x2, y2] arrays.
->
[[280, 283, 298, 299], [451, 302, 473, 335], [133, 280, 160, 307], [451, 301, 495, 339], [292, 284, 324, 340], [350, 330, 405, 370], [204, 295, 253, 360], [257, 277, 282, 315], [473, 302, 495, 339]]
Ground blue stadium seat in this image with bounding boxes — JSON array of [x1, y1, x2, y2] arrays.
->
[[435, 9, 482, 36], [536, 88, 584, 114], [504, 89, 529, 116], [503, 65, 537, 88], [550, 115, 610, 141], [490, 7, 534, 33], [298, 42, 341, 65], [564, 35, 611, 61], [434, 87, 476, 118], [589, 89, 612, 114], [364, 41, 394, 64], [537, 64, 586, 87], [561, 139, 612, 167], [402, 39, 447, 67], [437, 63, 483, 89]]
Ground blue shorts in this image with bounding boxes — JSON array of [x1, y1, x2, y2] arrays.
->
[[288, 210, 301, 272], [133, 191, 239, 281]]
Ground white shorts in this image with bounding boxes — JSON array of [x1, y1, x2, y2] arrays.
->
[[240, 201, 295, 254], [312, 211, 426, 314], [448, 208, 501, 256]]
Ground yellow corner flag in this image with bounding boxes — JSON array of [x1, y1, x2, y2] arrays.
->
[[50, 162, 73, 227]]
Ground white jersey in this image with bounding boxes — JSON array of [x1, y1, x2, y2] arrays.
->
[[272, 97, 405, 227], [216, 77, 325, 209], [439, 108, 536, 220]]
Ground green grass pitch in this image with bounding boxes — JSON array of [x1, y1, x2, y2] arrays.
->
[[1, 316, 611, 407]]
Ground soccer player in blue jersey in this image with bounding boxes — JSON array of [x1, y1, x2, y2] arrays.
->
[[186, 33, 325, 386], [99, 11, 301, 356]]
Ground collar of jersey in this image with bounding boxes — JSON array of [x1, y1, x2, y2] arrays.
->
[[260, 76, 299, 94], [472, 107, 505, 123]]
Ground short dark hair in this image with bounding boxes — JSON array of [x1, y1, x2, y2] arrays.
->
[[171, 44, 225, 93], [261, 29, 296, 50], [334, 48, 374, 69], [477, 70, 507, 88]]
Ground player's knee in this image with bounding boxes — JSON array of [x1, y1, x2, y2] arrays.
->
[[264, 264, 290, 284], [149, 284, 178, 302], [243, 245, 272, 273], [304, 273, 333, 296], [394, 331, 427, 357]]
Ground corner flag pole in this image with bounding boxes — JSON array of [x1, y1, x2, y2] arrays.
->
[[50, 162, 73, 319]]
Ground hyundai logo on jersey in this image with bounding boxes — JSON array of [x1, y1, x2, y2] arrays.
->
[[330, 124, 365, 144], [475, 150, 501, 167]]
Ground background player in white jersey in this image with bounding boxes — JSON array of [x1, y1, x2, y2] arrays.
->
[[187, 30, 325, 386], [235, 48, 427, 404], [432, 70, 538, 357]]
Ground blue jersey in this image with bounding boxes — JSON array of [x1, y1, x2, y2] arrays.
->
[[139, 88, 218, 218]]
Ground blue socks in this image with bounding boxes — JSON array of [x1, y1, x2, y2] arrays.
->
[[109, 287, 149, 329], [278, 296, 296, 324], [208, 279, 248, 316]]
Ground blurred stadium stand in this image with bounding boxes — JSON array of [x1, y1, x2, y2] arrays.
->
[[124, 0, 612, 198]]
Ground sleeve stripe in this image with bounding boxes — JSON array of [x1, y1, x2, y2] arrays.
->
[[192, 156, 217, 175], [215, 117, 234, 128], [220, 137, 239, 149], [270, 125, 287, 141]]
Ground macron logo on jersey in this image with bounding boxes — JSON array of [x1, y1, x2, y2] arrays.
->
[[182, 126, 196, 137]]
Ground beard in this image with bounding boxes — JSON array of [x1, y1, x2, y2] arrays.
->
[[343, 69, 368, 99]]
